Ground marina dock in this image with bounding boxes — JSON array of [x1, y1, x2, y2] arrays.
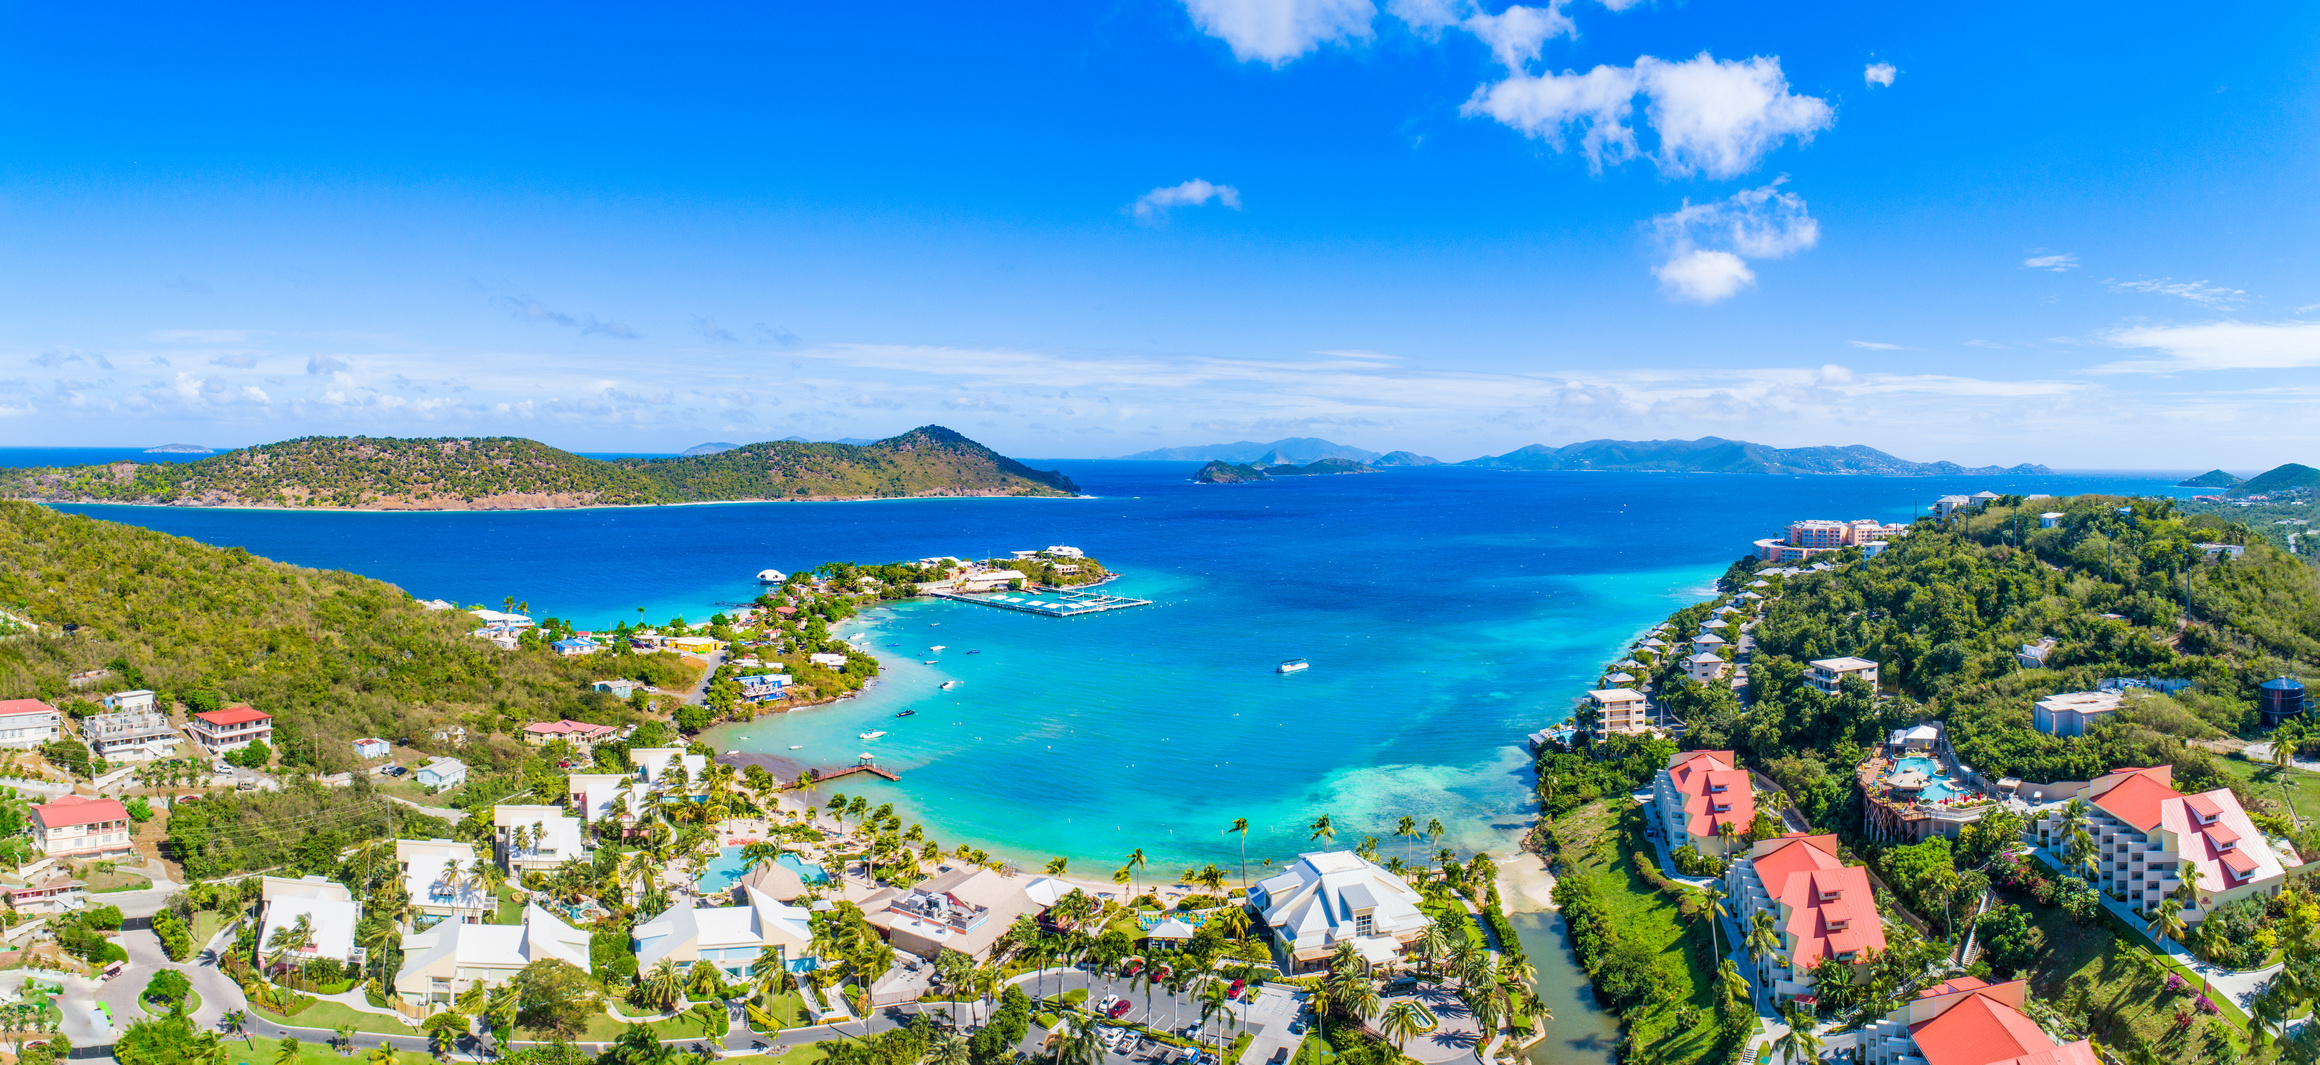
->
[[808, 763, 901, 783], [931, 589, 1153, 617]]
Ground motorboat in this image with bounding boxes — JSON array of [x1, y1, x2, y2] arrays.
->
[[940, 680, 959, 691], [923, 660, 939, 665], [930, 645, 946, 652], [896, 709, 918, 718], [966, 649, 980, 655], [787, 745, 805, 750], [1277, 659, 1309, 674], [859, 730, 886, 740]]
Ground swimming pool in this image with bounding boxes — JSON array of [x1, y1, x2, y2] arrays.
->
[[694, 846, 832, 893], [1892, 756, 1969, 802]]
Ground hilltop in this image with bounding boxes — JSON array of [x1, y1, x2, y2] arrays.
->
[[2177, 468, 2244, 489], [1114, 436, 1384, 463], [0, 425, 1077, 510], [2230, 462, 2320, 498], [1192, 457, 1375, 483], [1462, 436, 2050, 476]]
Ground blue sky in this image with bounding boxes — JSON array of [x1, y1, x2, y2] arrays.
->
[[1, 1, 2316, 466]]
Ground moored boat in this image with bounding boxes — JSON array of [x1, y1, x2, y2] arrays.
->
[[1277, 658, 1309, 674]]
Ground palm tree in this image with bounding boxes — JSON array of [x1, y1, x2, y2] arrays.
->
[[1047, 1016, 1106, 1065], [740, 841, 783, 874], [1046, 856, 1068, 877], [1717, 960, 1750, 1005], [1196, 977, 1233, 1059], [1309, 814, 1335, 844], [1425, 818, 1446, 868], [2148, 897, 2187, 946], [643, 958, 687, 1012], [1378, 1000, 1425, 1054], [264, 913, 314, 972], [1227, 818, 1250, 890], [1699, 883, 1729, 958], [2056, 798, 2090, 853], [1772, 1005, 1822, 1065], [1415, 922, 1453, 976], [1394, 816, 1417, 867], [1126, 848, 1148, 897], [1745, 911, 1781, 1007]]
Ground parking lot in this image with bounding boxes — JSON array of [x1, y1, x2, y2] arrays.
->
[[1012, 970, 1288, 1065]]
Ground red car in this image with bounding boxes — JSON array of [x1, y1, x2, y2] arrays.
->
[[1108, 1001, 1133, 1019], [1228, 980, 1246, 999]]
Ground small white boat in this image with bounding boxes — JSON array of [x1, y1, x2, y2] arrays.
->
[[930, 645, 946, 652], [859, 730, 886, 740], [941, 680, 959, 691], [788, 745, 804, 750], [1277, 659, 1309, 674]]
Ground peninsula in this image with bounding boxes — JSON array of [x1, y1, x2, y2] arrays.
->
[[0, 425, 1077, 510], [1193, 457, 1376, 483]]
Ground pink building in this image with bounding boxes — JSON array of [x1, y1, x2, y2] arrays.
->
[[1755, 519, 1912, 562]]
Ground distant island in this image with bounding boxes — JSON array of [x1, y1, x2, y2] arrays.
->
[[2176, 469, 2243, 489], [1194, 457, 1376, 483], [682, 441, 741, 456], [1375, 451, 1442, 466], [0, 425, 1078, 510], [1460, 436, 2051, 477], [2230, 462, 2320, 498], [1115, 436, 1385, 464], [142, 443, 214, 454]]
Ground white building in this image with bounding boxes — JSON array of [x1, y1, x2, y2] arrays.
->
[[415, 757, 467, 790], [1685, 652, 1730, 684], [1652, 750, 1752, 857], [633, 886, 815, 978], [394, 903, 591, 1017], [29, 796, 132, 860], [633, 748, 706, 790], [2032, 690, 2123, 737], [190, 705, 271, 753], [2025, 765, 2289, 924], [492, 805, 588, 873], [807, 653, 851, 669], [1807, 657, 1879, 695], [100, 690, 156, 713], [397, 839, 491, 926], [1585, 688, 1651, 736], [1248, 850, 1430, 973], [0, 700, 62, 749], [82, 708, 180, 762], [259, 875, 364, 970], [353, 738, 392, 760], [1724, 833, 1885, 1002], [567, 773, 646, 825]]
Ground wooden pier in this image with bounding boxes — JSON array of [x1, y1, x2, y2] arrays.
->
[[806, 763, 900, 784], [931, 588, 1153, 617]]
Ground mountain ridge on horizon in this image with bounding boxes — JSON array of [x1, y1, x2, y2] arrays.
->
[[1461, 436, 2052, 477]]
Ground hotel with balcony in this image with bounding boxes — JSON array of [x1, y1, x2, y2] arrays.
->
[[2026, 765, 2287, 923]]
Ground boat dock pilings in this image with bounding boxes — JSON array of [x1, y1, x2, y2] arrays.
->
[[928, 589, 1153, 617]]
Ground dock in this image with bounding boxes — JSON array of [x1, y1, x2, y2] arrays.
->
[[930, 589, 1153, 617], [806, 763, 900, 784]]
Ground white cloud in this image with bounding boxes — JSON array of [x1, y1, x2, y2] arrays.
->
[[2106, 277, 2247, 308], [1463, 52, 1831, 178], [1849, 341, 1902, 350], [1183, 0, 1376, 65], [1131, 179, 1244, 224], [1462, 5, 1575, 68], [1864, 63, 1896, 88], [2022, 253, 2078, 272], [2092, 320, 2320, 374], [209, 354, 258, 369], [1653, 250, 1754, 304], [306, 354, 350, 375], [1648, 181, 1819, 303]]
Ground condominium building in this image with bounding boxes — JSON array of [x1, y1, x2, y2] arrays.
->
[[259, 875, 365, 970], [396, 839, 491, 926], [1652, 750, 1753, 857], [1808, 657, 1879, 694], [491, 805, 587, 873], [1754, 519, 1912, 562], [635, 886, 815, 977], [0, 700, 61, 749], [1724, 833, 1886, 1002], [2025, 765, 2287, 922], [83, 708, 181, 762], [1585, 688, 1651, 736], [1859, 978, 2094, 1065], [190, 705, 272, 753], [394, 903, 590, 1017], [1246, 851, 1431, 973]]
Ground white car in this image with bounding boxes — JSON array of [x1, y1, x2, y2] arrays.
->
[[1094, 995, 1119, 1014]]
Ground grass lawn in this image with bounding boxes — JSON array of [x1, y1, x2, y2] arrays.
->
[[748, 991, 810, 1031], [719, 1046, 827, 1065], [217, 1037, 437, 1065], [190, 910, 231, 947], [493, 885, 523, 925], [253, 999, 414, 1036], [1548, 799, 1728, 1065], [2008, 881, 2253, 1062], [558, 1007, 729, 1043], [2217, 754, 2320, 822]]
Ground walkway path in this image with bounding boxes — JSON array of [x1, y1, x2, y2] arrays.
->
[[2027, 845, 2280, 1009]]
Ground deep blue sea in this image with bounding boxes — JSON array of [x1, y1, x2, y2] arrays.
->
[[31, 458, 2195, 1065]]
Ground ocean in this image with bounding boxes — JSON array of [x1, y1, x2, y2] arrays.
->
[[36, 459, 2193, 1065]]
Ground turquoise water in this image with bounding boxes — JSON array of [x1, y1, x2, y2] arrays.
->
[[694, 845, 832, 893], [1893, 755, 1966, 801]]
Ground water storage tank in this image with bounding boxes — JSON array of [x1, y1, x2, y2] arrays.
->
[[2261, 676, 2307, 729]]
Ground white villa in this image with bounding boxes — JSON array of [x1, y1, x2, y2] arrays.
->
[[633, 886, 815, 977], [1248, 850, 1430, 973], [492, 805, 588, 873], [258, 874, 364, 971], [2025, 765, 2288, 923], [394, 903, 591, 1017], [397, 839, 492, 926], [633, 748, 706, 790], [568, 773, 647, 825]]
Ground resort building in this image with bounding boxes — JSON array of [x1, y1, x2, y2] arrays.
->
[[468, 609, 533, 633], [520, 719, 629, 751], [1931, 495, 1974, 519], [258, 875, 364, 970], [1685, 652, 1730, 684], [190, 705, 272, 754], [1586, 688, 1652, 736], [1248, 850, 1430, 972], [634, 886, 815, 977], [1859, 724, 1994, 843], [415, 757, 467, 791], [1858, 978, 2094, 1065], [1807, 657, 1879, 695], [2025, 765, 2288, 923], [2032, 691, 2123, 737], [0, 700, 62, 749], [353, 738, 392, 760], [1653, 750, 1754, 857], [633, 748, 706, 790], [397, 839, 492, 926], [567, 773, 645, 825], [29, 796, 132, 860], [807, 653, 850, 669], [864, 865, 1048, 962], [491, 805, 588, 873], [1724, 833, 1886, 1003], [1754, 519, 1911, 562], [394, 903, 591, 1018], [82, 707, 180, 762]]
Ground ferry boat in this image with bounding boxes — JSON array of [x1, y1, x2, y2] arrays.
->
[[895, 709, 918, 718], [859, 730, 886, 740], [1277, 659, 1309, 674], [940, 680, 959, 691]]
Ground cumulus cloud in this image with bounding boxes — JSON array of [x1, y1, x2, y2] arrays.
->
[[2023, 253, 2078, 272], [2106, 277, 2248, 308], [2092, 320, 2320, 374], [694, 317, 738, 343], [1649, 180, 1820, 303], [208, 354, 258, 369], [1864, 62, 1896, 87], [1463, 53, 1832, 178], [1131, 179, 1244, 224], [32, 349, 112, 370], [1183, 0, 1376, 65], [1461, 5, 1575, 68], [307, 354, 351, 375], [489, 295, 639, 339]]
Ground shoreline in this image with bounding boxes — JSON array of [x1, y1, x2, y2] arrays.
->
[[30, 491, 1095, 514]]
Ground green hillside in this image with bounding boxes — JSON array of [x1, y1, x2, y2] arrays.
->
[[2231, 462, 2320, 497], [0, 425, 1076, 510]]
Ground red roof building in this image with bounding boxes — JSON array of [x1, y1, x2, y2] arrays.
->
[[1860, 978, 2095, 1065], [1724, 833, 1886, 1003], [2031, 764, 2286, 924], [520, 719, 629, 750], [0, 698, 62, 749], [1651, 749, 1755, 856], [30, 795, 133, 859], [190, 704, 273, 754]]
